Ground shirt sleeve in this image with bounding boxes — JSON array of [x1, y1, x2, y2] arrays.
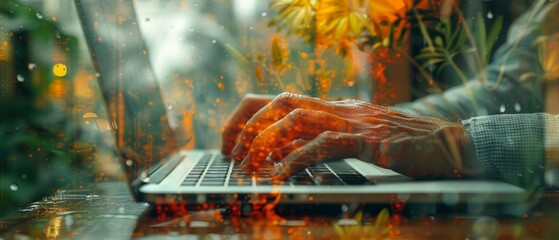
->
[[462, 113, 559, 188], [392, 2, 557, 120]]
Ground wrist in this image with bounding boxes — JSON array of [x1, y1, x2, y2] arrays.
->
[[438, 123, 485, 177]]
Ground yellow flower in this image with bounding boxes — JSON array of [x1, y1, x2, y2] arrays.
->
[[333, 209, 391, 240], [315, 0, 368, 53], [268, 0, 317, 40]]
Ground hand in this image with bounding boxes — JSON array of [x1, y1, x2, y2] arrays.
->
[[221, 94, 274, 155], [225, 93, 483, 179]]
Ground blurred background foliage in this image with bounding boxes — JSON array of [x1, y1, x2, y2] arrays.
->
[[0, 0, 92, 217]]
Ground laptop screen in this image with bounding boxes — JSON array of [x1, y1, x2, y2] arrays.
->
[[75, 0, 179, 182]]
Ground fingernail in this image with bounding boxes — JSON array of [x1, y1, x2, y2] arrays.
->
[[240, 154, 253, 171], [270, 167, 282, 178], [231, 144, 242, 160]]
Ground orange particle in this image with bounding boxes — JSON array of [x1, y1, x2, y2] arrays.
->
[[216, 98, 221, 103], [300, 52, 308, 59], [254, 66, 264, 83]]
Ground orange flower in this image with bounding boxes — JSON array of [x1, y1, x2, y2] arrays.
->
[[366, 0, 413, 38]]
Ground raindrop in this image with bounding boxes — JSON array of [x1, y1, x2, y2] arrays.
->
[[545, 169, 559, 188], [514, 103, 521, 112], [261, 12, 267, 17], [125, 159, 134, 167], [487, 11, 494, 19], [194, 3, 199, 7], [499, 104, 506, 113], [22, 174, 27, 179], [145, 18, 150, 22], [16, 74, 25, 82], [10, 184, 19, 191], [36, 13, 43, 19], [249, 26, 254, 30], [189, 27, 194, 32], [28, 63, 36, 71], [95, 72, 101, 78], [118, 207, 125, 214], [212, 39, 217, 44], [54, 31, 61, 39], [167, 104, 173, 110]]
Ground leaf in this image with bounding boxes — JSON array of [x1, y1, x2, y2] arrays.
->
[[374, 208, 390, 230], [333, 224, 346, 237], [475, 13, 487, 64], [225, 43, 249, 66], [486, 16, 503, 60], [422, 58, 447, 68]]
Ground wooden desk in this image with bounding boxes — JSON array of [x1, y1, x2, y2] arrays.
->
[[1, 181, 558, 239]]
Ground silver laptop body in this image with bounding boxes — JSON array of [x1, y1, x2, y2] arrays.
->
[[75, 0, 526, 207]]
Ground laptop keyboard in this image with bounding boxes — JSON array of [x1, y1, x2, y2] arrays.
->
[[181, 154, 370, 187]]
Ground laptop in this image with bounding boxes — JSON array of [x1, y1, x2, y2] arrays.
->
[[74, 0, 528, 210]]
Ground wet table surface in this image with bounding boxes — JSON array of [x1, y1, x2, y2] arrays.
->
[[1, 181, 559, 239]]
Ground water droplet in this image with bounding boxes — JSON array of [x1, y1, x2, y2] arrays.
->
[[95, 72, 101, 78], [514, 103, 521, 112], [125, 159, 134, 167], [212, 39, 217, 44], [10, 184, 19, 191], [118, 207, 125, 214], [54, 31, 61, 39], [499, 104, 506, 113], [16, 74, 25, 82], [167, 104, 173, 110], [487, 11, 494, 19], [261, 12, 267, 17], [22, 174, 27, 179], [189, 27, 194, 32], [28, 63, 36, 71], [249, 26, 254, 30], [36, 13, 43, 19], [145, 18, 150, 22], [194, 3, 198, 7]]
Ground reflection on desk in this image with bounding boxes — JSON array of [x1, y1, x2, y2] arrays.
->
[[1, 181, 558, 239]]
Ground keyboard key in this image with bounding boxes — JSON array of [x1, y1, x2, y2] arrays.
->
[[181, 181, 198, 186]]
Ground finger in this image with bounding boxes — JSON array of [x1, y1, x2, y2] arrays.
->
[[266, 139, 310, 163], [239, 109, 350, 172], [221, 94, 273, 155], [231, 92, 335, 160], [270, 131, 364, 180]]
